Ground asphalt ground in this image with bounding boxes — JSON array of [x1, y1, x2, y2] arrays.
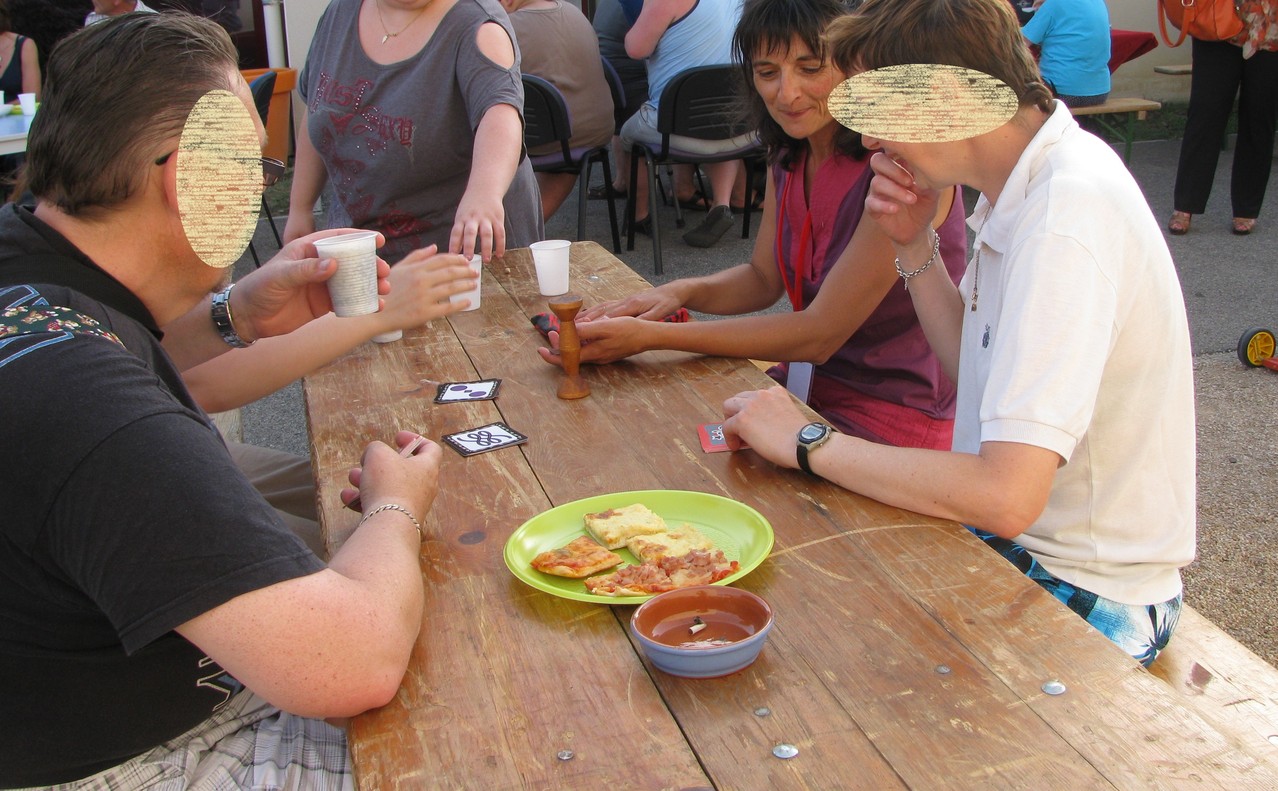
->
[[236, 134, 1278, 667]]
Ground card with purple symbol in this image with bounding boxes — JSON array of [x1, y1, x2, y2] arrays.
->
[[435, 379, 502, 404]]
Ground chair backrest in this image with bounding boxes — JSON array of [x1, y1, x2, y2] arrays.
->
[[655, 64, 749, 143], [248, 71, 277, 125], [600, 56, 626, 134], [521, 74, 575, 166]]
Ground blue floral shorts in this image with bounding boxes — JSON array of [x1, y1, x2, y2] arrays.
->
[[971, 529, 1181, 667]]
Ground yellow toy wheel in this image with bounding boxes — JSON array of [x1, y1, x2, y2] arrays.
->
[[1238, 327, 1276, 367]]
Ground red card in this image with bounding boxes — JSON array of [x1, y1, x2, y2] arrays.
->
[[698, 423, 747, 453]]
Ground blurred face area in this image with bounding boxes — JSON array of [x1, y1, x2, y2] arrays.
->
[[173, 71, 268, 273], [751, 36, 840, 142]]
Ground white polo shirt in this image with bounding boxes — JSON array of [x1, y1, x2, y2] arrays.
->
[[954, 102, 1196, 606]]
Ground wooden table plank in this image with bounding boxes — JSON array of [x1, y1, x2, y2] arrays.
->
[[304, 265, 712, 789], [307, 242, 1278, 789]]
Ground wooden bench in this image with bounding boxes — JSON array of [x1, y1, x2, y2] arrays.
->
[[1069, 96, 1162, 164], [1149, 604, 1278, 751]]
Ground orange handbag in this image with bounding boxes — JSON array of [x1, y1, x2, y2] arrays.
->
[[1158, 0, 1245, 47]]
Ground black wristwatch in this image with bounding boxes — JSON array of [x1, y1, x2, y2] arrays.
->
[[796, 422, 833, 475]]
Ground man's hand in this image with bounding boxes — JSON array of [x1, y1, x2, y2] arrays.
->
[[864, 152, 942, 252], [721, 386, 810, 468], [233, 228, 391, 341], [340, 431, 442, 523]]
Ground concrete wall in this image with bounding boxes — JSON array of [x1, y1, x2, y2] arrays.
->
[[1108, 0, 1193, 103]]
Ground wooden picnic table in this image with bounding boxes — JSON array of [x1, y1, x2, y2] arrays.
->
[[304, 241, 1278, 789]]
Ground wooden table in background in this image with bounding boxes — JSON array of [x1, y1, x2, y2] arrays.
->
[[304, 242, 1278, 789]]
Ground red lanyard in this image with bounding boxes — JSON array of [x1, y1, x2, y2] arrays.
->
[[774, 165, 815, 312]]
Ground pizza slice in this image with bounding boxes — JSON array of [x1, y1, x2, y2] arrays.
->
[[530, 536, 624, 579], [660, 548, 740, 588], [583, 503, 668, 549], [583, 562, 677, 597], [626, 524, 716, 563]]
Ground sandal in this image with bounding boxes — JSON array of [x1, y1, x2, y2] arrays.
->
[[1168, 211, 1191, 236], [1233, 217, 1256, 236], [589, 183, 624, 201]]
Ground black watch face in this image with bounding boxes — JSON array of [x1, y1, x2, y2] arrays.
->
[[799, 423, 827, 443]]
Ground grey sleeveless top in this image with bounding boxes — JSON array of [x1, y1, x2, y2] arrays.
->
[[300, 0, 544, 262]]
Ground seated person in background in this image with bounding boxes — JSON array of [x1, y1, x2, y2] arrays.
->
[[0, 14, 440, 785], [0, 1, 40, 102], [622, 0, 752, 247], [540, 0, 966, 450], [591, 0, 647, 202], [1021, 0, 1110, 107], [501, 0, 614, 221], [723, 0, 1194, 666], [285, 0, 544, 264], [85, 0, 157, 24]]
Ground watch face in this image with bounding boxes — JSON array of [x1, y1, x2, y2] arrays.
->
[[799, 423, 827, 443]]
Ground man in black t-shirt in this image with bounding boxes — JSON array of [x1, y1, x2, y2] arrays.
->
[[0, 14, 441, 787]]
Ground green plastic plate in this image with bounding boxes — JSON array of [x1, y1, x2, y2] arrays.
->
[[504, 490, 774, 605]]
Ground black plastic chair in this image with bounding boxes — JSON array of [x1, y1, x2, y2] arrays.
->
[[625, 64, 765, 275], [247, 71, 280, 268], [522, 73, 621, 253]]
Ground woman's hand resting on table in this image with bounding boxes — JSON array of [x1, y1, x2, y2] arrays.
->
[[578, 284, 686, 322]]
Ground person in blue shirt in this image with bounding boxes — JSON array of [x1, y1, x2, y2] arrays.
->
[[1021, 0, 1110, 107]]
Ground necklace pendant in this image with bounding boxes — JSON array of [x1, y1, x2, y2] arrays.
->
[[380, 33, 390, 44]]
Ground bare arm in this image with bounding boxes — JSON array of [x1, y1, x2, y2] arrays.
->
[[721, 386, 1059, 538], [183, 248, 477, 413], [548, 180, 955, 366], [20, 37, 39, 100], [625, 0, 690, 58], [864, 153, 964, 381], [450, 22, 522, 261], [178, 433, 438, 718], [284, 111, 325, 244]]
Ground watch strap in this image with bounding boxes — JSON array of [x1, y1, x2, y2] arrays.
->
[[210, 283, 253, 348]]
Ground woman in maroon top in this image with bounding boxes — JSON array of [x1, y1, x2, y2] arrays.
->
[[538, 0, 965, 448]]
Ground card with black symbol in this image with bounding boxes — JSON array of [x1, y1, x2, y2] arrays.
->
[[442, 422, 528, 457], [435, 379, 502, 404]]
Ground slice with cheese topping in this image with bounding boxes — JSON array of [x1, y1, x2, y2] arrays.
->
[[626, 524, 715, 562], [583, 503, 667, 549]]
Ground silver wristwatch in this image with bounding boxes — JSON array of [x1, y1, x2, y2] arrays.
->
[[210, 283, 253, 348], [796, 422, 833, 475]]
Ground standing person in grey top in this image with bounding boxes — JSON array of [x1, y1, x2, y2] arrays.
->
[[286, 0, 544, 264]]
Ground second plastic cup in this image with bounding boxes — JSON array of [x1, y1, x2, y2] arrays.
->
[[315, 231, 380, 317], [530, 240, 571, 296], [450, 255, 483, 312], [17, 93, 35, 116]]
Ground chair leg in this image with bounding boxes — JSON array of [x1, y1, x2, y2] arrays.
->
[[248, 240, 261, 268], [670, 164, 685, 229], [626, 146, 640, 251], [577, 158, 590, 243], [647, 155, 663, 276], [599, 155, 621, 253], [261, 197, 281, 247]]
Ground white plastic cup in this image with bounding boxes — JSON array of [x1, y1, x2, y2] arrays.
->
[[450, 255, 482, 311], [530, 239, 571, 296], [314, 231, 380, 317], [17, 93, 35, 116], [0, 92, 6, 108], [372, 329, 402, 343]]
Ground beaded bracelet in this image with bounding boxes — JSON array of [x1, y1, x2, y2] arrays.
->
[[359, 503, 423, 542], [894, 229, 941, 291]]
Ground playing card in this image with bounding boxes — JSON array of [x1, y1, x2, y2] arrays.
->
[[435, 379, 502, 403], [698, 423, 747, 453], [443, 422, 528, 456]]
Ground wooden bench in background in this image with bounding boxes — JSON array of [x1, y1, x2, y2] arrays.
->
[[1150, 604, 1278, 752], [1070, 96, 1162, 164]]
